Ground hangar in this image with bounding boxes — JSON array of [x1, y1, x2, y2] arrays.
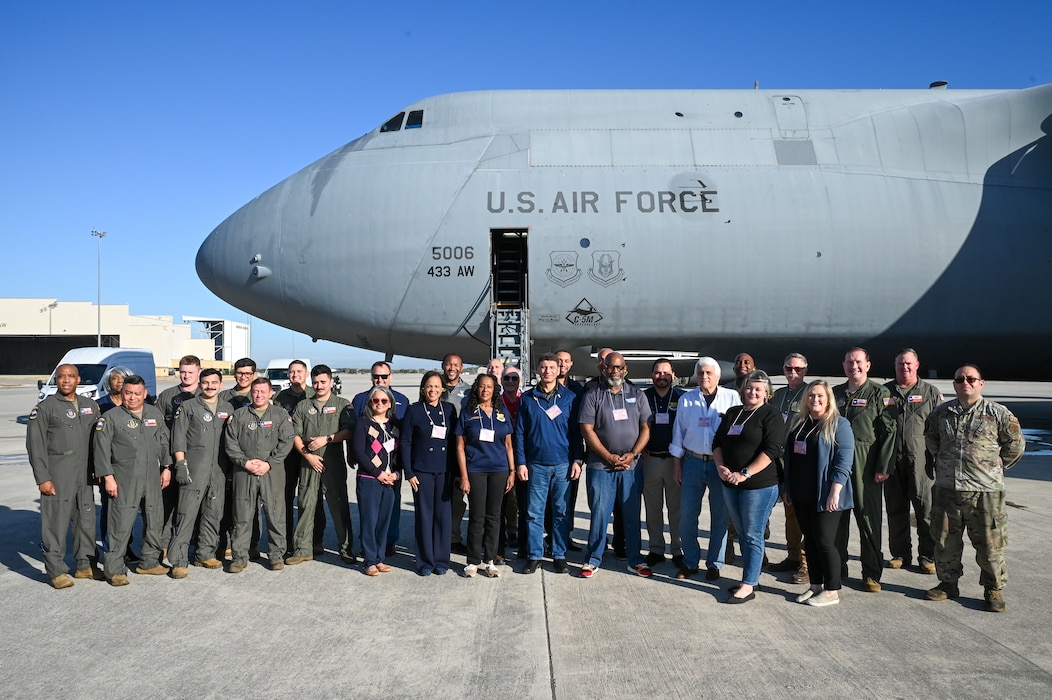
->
[[0, 298, 249, 374]]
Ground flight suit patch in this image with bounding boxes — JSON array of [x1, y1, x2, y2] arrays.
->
[[203, 413, 213, 422], [95, 418, 106, 431], [29, 408, 39, 420], [127, 419, 138, 429], [80, 407, 93, 415], [66, 408, 77, 419], [144, 419, 157, 427]]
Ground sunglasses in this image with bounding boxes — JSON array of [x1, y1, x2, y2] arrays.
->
[[784, 366, 806, 374], [372, 374, 390, 380], [502, 376, 520, 382], [953, 376, 981, 385], [371, 397, 390, 405]]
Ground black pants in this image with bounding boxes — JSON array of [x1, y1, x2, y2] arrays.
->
[[467, 471, 506, 565], [797, 504, 849, 591]]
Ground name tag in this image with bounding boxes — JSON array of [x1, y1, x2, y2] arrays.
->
[[479, 428, 496, 442], [698, 417, 711, 428], [908, 395, 924, 403], [612, 408, 629, 421], [382, 438, 396, 452], [260, 420, 273, 428], [794, 440, 807, 455], [655, 412, 669, 425], [431, 425, 447, 439], [625, 397, 636, 404], [545, 405, 563, 420], [218, 412, 229, 419], [727, 425, 743, 436], [323, 406, 337, 414], [80, 407, 94, 415], [851, 398, 867, 407], [144, 419, 158, 427]]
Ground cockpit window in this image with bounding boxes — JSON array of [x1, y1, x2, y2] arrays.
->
[[380, 112, 405, 133], [406, 110, 424, 129]]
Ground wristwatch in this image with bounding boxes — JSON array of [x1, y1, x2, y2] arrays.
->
[[327, 434, 334, 443], [741, 468, 751, 479]]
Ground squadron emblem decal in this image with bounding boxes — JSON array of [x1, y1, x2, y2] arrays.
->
[[546, 251, 582, 287], [588, 251, 625, 287]]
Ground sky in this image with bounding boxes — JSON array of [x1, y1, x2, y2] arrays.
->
[[2, 1, 1049, 368]]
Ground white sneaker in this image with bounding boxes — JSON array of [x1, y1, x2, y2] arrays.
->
[[807, 591, 840, 607], [796, 588, 821, 604], [464, 563, 477, 577], [483, 561, 501, 578]]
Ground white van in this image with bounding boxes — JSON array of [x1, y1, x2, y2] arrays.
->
[[264, 358, 311, 393], [38, 348, 157, 402]]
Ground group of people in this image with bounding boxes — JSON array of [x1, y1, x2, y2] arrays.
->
[[26, 347, 1025, 612]]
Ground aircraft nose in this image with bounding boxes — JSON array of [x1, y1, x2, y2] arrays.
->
[[196, 178, 290, 323]]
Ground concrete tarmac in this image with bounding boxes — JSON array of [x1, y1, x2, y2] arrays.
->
[[1, 374, 1051, 699]]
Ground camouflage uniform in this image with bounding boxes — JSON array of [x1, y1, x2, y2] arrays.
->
[[924, 397, 1024, 590], [883, 378, 943, 566], [833, 379, 896, 582]]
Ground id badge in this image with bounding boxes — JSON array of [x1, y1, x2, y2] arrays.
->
[[794, 440, 807, 455], [431, 425, 447, 439], [698, 417, 711, 428], [480, 428, 496, 442], [728, 425, 743, 436], [545, 405, 563, 420], [382, 438, 395, 453], [612, 408, 629, 422], [655, 412, 670, 425]]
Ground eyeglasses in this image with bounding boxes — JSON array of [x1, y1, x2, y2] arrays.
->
[[953, 376, 981, 385], [371, 397, 390, 405], [235, 371, 255, 377], [372, 374, 390, 380], [784, 366, 806, 374], [502, 376, 520, 382], [607, 365, 627, 372]]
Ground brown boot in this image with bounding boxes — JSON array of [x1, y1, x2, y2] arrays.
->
[[50, 574, 75, 590], [985, 589, 1006, 613]]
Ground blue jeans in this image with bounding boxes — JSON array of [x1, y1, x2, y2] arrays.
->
[[678, 454, 728, 570], [525, 463, 573, 560], [723, 484, 780, 585], [357, 476, 395, 567], [585, 467, 643, 568]]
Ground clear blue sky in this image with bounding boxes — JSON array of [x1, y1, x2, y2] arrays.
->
[[3, 1, 1048, 368]]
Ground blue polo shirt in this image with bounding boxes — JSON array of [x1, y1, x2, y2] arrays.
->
[[455, 405, 513, 473]]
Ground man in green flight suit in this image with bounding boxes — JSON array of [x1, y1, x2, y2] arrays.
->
[[832, 347, 897, 593], [26, 364, 103, 588]]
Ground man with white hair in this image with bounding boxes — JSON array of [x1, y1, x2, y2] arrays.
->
[[670, 357, 741, 581]]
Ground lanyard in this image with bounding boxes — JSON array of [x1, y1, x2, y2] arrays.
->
[[779, 384, 806, 414], [795, 416, 821, 442], [729, 406, 759, 430], [650, 389, 672, 415], [475, 406, 494, 431], [424, 403, 446, 428]]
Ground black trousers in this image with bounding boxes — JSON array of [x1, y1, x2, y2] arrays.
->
[[467, 471, 506, 565], [796, 503, 849, 590]]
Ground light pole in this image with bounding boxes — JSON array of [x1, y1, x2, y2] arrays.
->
[[40, 301, 58, 334], [91, 230, 106, 346]]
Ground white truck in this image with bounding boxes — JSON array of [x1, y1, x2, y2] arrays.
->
[[38, 348, 157, 401], [263, 358, 311, 393]]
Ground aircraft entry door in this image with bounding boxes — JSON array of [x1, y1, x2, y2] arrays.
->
[[490, 229, 529, 373]]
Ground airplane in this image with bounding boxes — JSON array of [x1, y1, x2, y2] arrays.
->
[[196, 83, 1052, 380]]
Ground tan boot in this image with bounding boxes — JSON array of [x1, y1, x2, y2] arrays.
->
[[50, 574, 74, 589], [109, 574, 130, 587], [194, 558, 223, 569], [135, 564, 169, 576], [169, 566, 188, 579], [985, 589, 1006, 613]]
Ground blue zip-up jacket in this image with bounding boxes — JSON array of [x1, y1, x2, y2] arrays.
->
[[514, 384, 583, 467]]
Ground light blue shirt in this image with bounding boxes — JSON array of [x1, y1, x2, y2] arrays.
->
[[669, 386, 741, 458]]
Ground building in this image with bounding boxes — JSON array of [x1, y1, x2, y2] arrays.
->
[[0, 298, 249, 375]]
